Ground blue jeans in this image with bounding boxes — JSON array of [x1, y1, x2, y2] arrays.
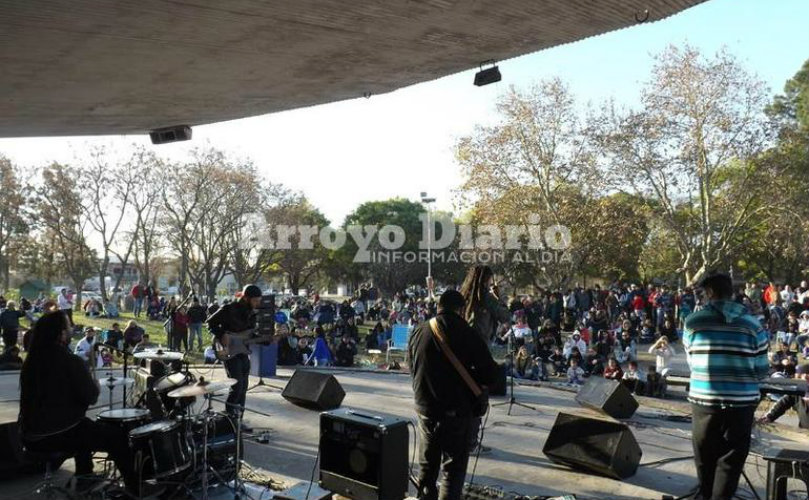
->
[[188, 322, 203, 351], [133, 297, 143, 317]]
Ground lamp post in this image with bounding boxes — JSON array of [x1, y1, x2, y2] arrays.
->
[[420, 192, 436, 296]]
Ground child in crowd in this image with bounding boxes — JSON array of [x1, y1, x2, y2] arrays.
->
[[603, 357, 623, 381], [622, 360, 646, 394], [548, 347, 567, 377], [567, 358, 585, 385]]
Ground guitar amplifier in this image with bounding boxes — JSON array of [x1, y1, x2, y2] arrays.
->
[[319, 409, 409, 500]]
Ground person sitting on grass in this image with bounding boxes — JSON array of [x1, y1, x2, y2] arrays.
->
[[584, 347, 604, 376], [548, 346, 566, 377], [336, 335, 357, 367], [603, 357, 623, 381], [567, 357, 585, 385], [511, 345, 539, 380], [123, 320, 144, 350], [105, 323, 124, 351], [639, 317, 656, 343], [622, 360, 646, 394]]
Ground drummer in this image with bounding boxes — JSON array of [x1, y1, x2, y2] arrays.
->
[[18, 311, 142, 495]]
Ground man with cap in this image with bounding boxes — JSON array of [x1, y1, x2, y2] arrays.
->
[[408, 289, 499, 500], [758, 363, 809, 428], [207, 284, 262, 429], [683, 271, 769, 500]]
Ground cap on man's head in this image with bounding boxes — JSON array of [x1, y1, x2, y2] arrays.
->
[[438, 290, 465, 311], [242, 285, 262, 299]]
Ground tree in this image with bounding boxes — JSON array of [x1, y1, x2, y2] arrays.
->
[[341, 198, 426, 295], [79, 147, 138, 299], [186, 154, 261, 299], [34, 163, 96, 307], [0, 156, 30, 291], [456, 78, 605, 288], [600, 45, 773, 285], [265, 197, 330, 295], [228, 183, 295, 288], [130, 149, 163, 288], [160, 150, 216, 295]]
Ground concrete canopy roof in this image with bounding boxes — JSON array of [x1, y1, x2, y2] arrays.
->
[[1, 0, 706, 138]]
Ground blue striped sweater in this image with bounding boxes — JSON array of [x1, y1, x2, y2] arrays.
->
[[682, 300, 770, 407]]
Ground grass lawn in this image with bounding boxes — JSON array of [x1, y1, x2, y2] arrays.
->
[[75, 311, 171, 345]]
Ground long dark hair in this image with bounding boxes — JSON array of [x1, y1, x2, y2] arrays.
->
[[460, 265, 493, 322], [27, 311, 70, 357]]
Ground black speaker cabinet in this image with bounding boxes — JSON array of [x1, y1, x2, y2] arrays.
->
[[543, 412, 642, 479], [575, 376, 638, 419], [319, 409, 409, 500], [282, 370, 345, 410]]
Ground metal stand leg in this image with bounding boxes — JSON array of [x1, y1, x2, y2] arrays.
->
[[491, 334, 541, 416]]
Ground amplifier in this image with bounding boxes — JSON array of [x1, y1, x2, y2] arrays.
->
[[319, 409, 409, 500]]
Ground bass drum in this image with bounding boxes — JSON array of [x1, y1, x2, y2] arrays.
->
[[130, 420, 192, 480], [188, 413, 242, 482]]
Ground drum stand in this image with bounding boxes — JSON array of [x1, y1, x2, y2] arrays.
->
[[197, 395, 245, 500]]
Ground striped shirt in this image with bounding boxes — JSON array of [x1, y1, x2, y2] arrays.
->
[[683, 300, 769, 407]]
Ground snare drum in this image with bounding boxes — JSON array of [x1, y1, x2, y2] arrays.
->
[[129, 420, 192, 479], [97, 408, 151, 435]]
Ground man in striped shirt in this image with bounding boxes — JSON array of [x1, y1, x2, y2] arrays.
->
[[683, 272, 770, 500]]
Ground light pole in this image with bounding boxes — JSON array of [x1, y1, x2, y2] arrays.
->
[[420, 192, 436, 295]]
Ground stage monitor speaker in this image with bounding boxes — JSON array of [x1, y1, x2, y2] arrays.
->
[[575, 376, 638, 419], [0, 421, 43, 478], [542, 412, 642, 479], [282, 370, 345, 410], [489, 362, 508, 396], [319, 408, 409, 500]]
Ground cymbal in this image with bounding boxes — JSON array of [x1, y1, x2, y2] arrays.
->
[[133, 349, 185, 361], [167, 377, 237, 398], [102, 376, 135, 388]]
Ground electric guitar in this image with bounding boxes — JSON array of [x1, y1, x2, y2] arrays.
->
[[214, 328, 282, 361]]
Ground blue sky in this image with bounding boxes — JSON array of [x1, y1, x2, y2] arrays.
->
[[2, 0, 807, 226]]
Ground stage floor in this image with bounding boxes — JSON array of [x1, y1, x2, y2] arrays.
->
[[0, 364, 805, 500]]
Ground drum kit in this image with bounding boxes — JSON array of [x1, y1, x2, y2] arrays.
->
[[94, 348, 243, 499]]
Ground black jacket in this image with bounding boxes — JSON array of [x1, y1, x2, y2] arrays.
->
[[0, 309, 25, 331], [19, 345, 99, 437], [206, 299, 255, 340], [766, 394, 809, 429], [187, 304, 208, 323], [408, 312, 498, 418]]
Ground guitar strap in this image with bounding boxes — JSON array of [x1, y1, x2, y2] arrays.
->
[[428, 318, 482, 397]]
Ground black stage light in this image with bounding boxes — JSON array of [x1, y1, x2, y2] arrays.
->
[[149, 125, 192, 144], [474, 61, 501, 87]]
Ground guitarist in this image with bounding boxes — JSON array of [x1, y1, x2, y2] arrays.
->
[[207, 284, 262, 430], [407, 290, 498, 500]]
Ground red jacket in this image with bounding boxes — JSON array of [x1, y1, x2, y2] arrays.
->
[[131, 284, 142, 299]]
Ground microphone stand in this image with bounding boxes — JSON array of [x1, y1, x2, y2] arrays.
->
[[491, 329, 540, 415]]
